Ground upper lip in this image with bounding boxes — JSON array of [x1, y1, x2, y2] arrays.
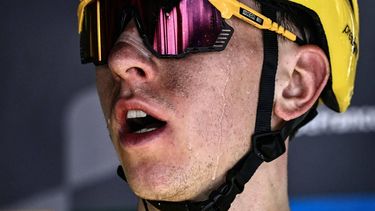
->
[[113, 97, 168, 134]]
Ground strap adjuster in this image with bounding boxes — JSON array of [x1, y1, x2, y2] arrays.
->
[[252, 131, 286, 162], [203, 176, 244, 211]]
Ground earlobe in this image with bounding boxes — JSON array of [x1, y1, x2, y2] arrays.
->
[[275, 45, 330, 121]]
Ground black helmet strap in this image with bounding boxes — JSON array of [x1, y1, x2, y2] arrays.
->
[[116, 3, 318, 211]]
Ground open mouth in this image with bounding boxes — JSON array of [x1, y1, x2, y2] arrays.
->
[[126, 110, 167, 134]]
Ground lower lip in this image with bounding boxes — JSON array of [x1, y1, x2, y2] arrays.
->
[[119, 125, 167, 148]]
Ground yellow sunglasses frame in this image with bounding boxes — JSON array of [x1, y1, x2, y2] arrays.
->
[[209, 0, 300, 43]]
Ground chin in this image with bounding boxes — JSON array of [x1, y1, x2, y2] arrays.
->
[[124, 162, 197, 201]]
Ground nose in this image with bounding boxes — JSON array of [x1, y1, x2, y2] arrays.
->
[[108, 20, 157, 85]]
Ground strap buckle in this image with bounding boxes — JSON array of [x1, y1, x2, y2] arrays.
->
[[252, 131, 286, 162], [203, 176, 244, 211]]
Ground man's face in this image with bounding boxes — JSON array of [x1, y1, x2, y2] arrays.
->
[[96, 9, 264, 201]]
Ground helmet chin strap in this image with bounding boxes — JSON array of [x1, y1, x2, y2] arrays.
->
[[116, 3, 318, 211]]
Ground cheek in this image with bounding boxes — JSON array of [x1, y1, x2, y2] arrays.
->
[[182, 57, 261, 169], [95, 66, 118, 119], [159, 59, 196, 99]]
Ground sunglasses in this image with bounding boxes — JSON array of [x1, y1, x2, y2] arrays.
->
[[78, 0, 304, 65]]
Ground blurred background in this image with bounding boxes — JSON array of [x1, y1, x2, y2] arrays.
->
[[0, 0, 374, 210]]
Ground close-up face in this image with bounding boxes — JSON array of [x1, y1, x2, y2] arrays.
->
[[1, 0, 366, 209], [95, 1, 290, 202]]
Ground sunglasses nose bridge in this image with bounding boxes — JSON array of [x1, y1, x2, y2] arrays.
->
[[108, 22, 157, 86], [120, 18, 154, 58]]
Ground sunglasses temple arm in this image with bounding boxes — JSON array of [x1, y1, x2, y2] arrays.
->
[[209, 0, 303, 44]]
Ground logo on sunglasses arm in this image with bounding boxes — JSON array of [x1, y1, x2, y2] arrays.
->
[[239, 8, 264, 25]]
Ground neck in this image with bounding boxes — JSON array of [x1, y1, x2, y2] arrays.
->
[[229, 149, 289, 211], [137, 143, 290, 211]]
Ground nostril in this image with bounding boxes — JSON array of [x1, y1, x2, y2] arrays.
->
[[135, 67, 146, 77]]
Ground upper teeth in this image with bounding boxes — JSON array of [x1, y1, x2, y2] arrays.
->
[[127, 110, 147, 119]]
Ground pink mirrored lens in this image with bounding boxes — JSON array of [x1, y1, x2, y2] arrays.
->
[[133, 0, 223, 55]]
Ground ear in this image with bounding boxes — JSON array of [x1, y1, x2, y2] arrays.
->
[[274, 45, 330, 121]]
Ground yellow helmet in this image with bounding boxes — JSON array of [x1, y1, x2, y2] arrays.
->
[[284, 0, 360, 112]]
